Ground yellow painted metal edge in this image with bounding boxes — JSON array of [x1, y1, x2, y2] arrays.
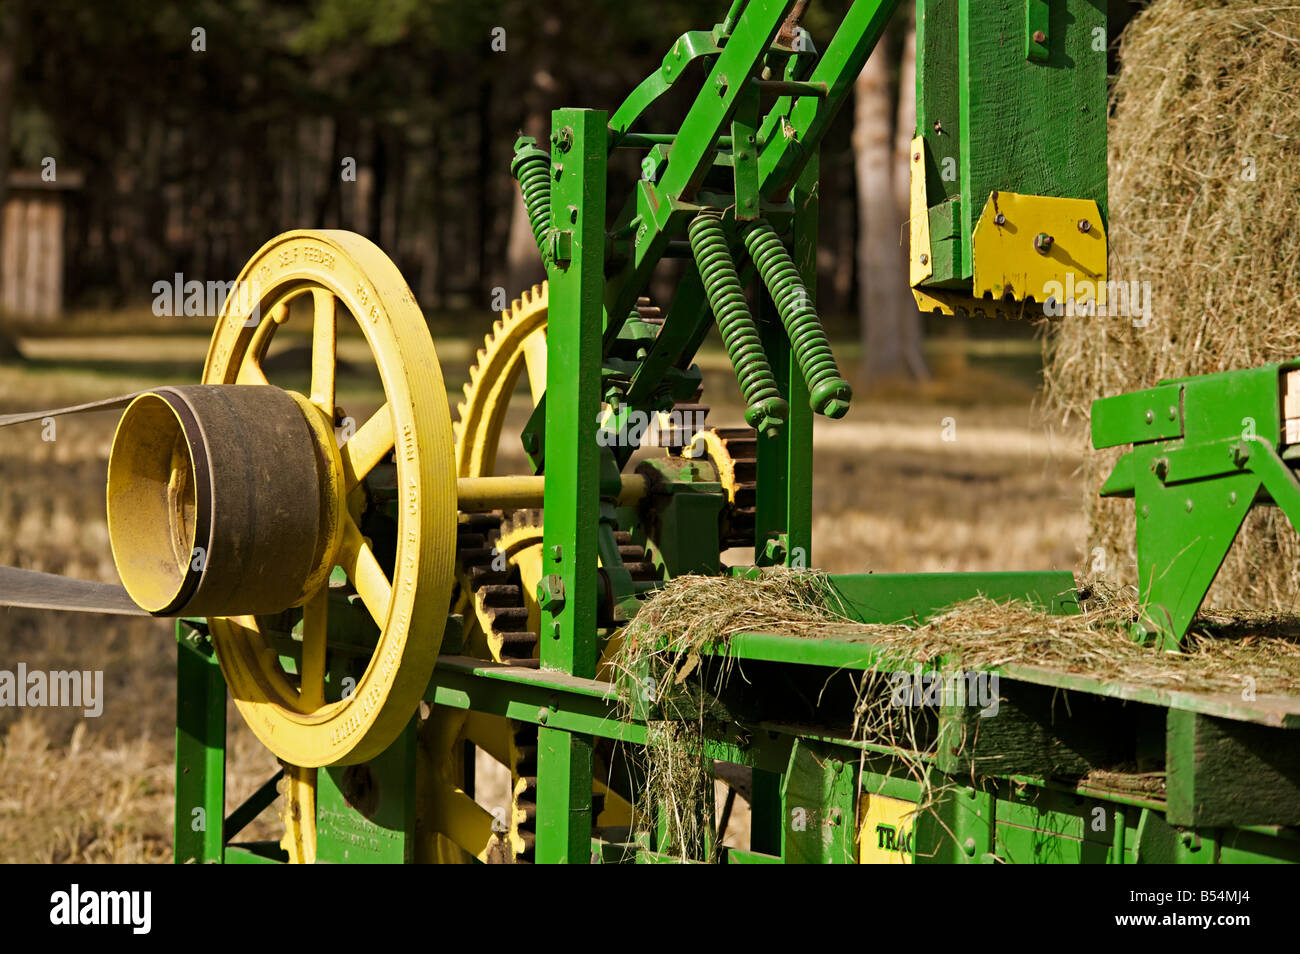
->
[[908, 136, 934, 287], [971, 191, 1107, 307]]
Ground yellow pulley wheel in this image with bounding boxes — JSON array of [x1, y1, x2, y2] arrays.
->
[[202, 229, 457, 768]]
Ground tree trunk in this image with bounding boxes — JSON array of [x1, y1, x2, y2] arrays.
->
[[854, 24, 926, 383], [0, 4, 18, 349]]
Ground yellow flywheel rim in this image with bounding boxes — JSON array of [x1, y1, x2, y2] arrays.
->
[[202, 229, 457, 768]]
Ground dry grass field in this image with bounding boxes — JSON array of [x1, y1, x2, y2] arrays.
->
[[0, 313, 1086, 862]]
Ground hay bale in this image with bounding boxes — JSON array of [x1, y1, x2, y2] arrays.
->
[[1043, 0, 1300, 608]]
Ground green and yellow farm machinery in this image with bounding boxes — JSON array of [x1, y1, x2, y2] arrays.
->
[[4, 0, 1299, 864]]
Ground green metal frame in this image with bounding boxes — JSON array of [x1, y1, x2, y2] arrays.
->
[[1093, 361, 1300, 648], [189, 563, 1300, 862]]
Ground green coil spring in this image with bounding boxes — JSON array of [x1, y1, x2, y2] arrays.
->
[[688, 211, 788, 437], [740, 218, 852, 419], [510, 136, 552, 261]]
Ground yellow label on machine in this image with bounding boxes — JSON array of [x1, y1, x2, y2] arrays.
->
[[858, 793, 917, 864]]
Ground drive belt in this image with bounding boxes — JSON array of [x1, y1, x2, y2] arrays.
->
[[0, 391, 146, 615]]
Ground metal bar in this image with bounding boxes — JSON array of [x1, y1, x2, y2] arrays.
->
[[174, 623, 226, 864], [757, 0, 901, 199], [752, 79, 828, 98], [616, 133, 735, 150], [601, 0, 795, 342], [654, 0, 793, 204], [457, 474, 646, 512], [752, 159, 815, 563], [536, 107, 607, 865], [541, 107, 607, 679], [537, 727, 594, 863], [224, 770, 284, 842]]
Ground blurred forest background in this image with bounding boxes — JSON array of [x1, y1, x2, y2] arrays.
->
[[0, 0, 1140, 379]]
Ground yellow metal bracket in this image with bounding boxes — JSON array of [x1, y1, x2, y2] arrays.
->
[[907, 136, 933, 287], [971, 191, 1107, 308]]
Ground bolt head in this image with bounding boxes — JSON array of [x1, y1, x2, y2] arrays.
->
[[919, 253, 929, 265], [994, 213, 1006, 226], [1033, 232, 1055, 254], [1078, 219, 1092, 233], [1033, 29, 1047, 44]]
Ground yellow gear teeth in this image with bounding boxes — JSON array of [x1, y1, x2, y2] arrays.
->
[[453, 281, 550, 479], [428, 283, 553, 862]]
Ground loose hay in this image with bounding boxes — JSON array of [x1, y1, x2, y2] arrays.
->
[[612, 568, 1300, 860], [1043, 0, 1300, 611]]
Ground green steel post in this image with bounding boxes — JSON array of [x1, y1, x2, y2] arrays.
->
[[920, 783, 997, 864], [754, 156, 816, 566], [537, 727, 594, 864], [174, 623, 226, 864], [537, 107, 607, 864], [783, 740, 857, 863]]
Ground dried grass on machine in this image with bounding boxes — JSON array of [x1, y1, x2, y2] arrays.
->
[[610, 568, 1300, 862], [1045, 0, 1300, 610]]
